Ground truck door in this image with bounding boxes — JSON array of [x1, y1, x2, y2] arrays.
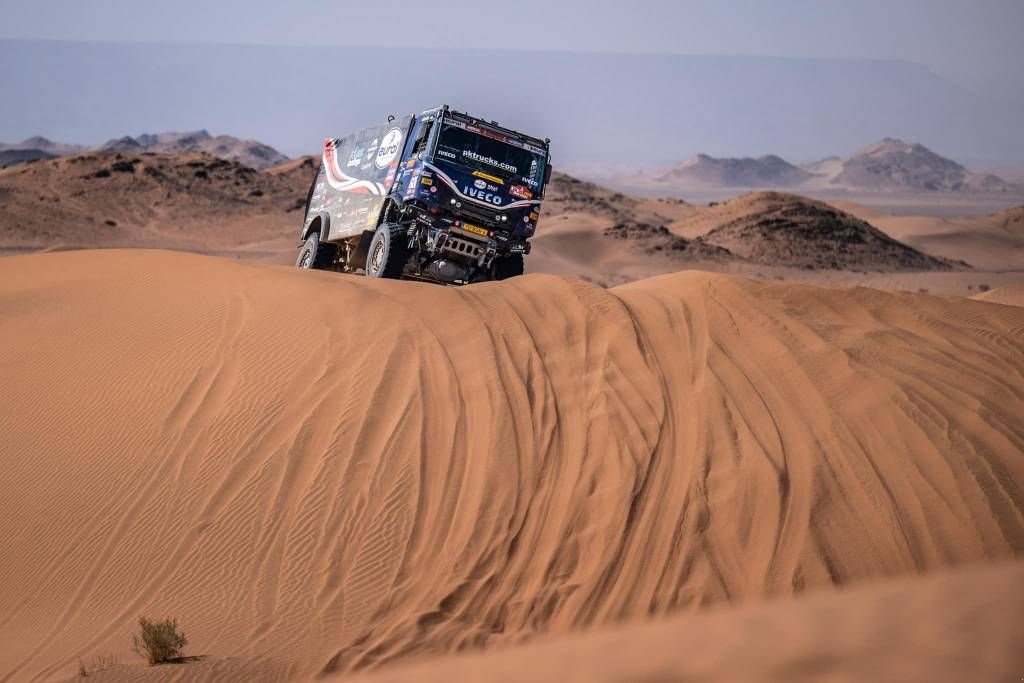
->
[[395, 114, 437, 197]]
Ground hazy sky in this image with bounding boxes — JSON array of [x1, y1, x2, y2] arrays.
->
[[1, 0, 1021, 100]]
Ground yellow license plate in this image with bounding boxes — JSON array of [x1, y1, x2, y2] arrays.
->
[[461, 223, 489, 237]]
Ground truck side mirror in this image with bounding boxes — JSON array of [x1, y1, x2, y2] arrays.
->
[[543, 161, 552, 186]]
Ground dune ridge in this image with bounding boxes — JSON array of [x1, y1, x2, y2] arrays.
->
[[0, 249, 1022, 682], [346, 560, 1024, 683]]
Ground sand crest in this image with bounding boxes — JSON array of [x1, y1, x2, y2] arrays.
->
[[0, 249, 1021, 681]]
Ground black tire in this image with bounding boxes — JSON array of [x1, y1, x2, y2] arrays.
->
[[492, 254, 525, 280], [296, 232, 336, 270], [365, 223, 410, 278]]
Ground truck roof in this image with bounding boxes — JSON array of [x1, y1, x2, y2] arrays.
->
[[436, 105, 550, 152]]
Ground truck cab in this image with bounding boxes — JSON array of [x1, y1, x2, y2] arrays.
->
[[296, 105, 552, 284]]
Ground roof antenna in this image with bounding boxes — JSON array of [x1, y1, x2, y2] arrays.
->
[[387, 114, 395, 123]]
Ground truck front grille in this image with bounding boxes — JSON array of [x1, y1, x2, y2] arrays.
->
[[457, 203, 499, 228]]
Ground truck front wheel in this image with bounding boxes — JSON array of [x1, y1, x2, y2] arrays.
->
[[296, 232, 337, 270], [365, 223, 410, 279], [492, 254, 525, 280]]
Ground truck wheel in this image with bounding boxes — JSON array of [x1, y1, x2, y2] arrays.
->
[[492, 254, 525, 280], [365, 223, 409, 279], [296, 232, 336, 270]]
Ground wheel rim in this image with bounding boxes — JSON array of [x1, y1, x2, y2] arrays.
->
[[369, 240, 385, 274]]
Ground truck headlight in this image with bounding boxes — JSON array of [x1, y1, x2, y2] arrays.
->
[[500, 214, 508, 222]]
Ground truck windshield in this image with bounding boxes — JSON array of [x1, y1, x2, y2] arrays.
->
[[435, 119, 546, 190]]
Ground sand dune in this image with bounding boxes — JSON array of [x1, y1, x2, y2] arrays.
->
[[834, 202, 1024, 271], [973, 283, 1024, 307], [1, 250, 1022, 682], [346, 560, 1024, 683]]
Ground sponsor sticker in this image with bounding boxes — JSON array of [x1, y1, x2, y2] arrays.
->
[[347, 147, 364, 167], [509, 185, 533, 200], [421, 177, 433, 186], [464, 150, 517, 175], [375, 128, 404, 169], [471, 170, 504, 185], [473, 179, 487, 190]]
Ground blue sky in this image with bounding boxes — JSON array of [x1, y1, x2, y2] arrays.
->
[[0, 0, 1021, 101], [1, 1, 1021, 162]]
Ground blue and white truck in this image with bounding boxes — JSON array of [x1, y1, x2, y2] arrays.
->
[[296, 105, 552, 284]]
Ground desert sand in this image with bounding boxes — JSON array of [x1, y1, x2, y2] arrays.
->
[[972, 283, 1024, 307], [1, 249, 1022, 682], [346, 560, 1024, 683]]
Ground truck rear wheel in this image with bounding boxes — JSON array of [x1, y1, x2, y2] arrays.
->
[[296, 232, 336, 270], [492, 254, 525, 280], [365, 223, 410, 279]]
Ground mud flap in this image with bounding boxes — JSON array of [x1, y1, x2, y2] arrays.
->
[[349, 230, 375, 270]]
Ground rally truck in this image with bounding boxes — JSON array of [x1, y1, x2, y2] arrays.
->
[[295, 105, 552, 284]]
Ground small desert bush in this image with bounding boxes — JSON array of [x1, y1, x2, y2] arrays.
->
[[131, 616, 187, 665], [77, 653, 119, 677], [979, 284, 991, 292]]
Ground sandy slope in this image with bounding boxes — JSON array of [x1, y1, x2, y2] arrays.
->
[[346, 560, 1024, 683], [1, 250, 1022, 682], [833, 202, 1024, 271], [972, 283, 1024, 307]]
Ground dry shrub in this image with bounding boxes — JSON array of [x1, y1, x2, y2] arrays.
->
[[77, 653, 119, 677], [131, 616, 187, 665]]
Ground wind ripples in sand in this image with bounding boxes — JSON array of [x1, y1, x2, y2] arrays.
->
[[0, 249, 1021, 682]]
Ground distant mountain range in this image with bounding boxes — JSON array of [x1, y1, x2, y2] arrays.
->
[[99, 130, 287, 169], [657, 154, 812, 188], [805, 138, 1015, 193], [0, 136, 87, 168], [0, 131, 287, 170], [654, 139, 1018, 194], [4, 130, 1018, 196]]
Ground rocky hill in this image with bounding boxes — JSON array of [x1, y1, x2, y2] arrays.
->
[[658, 154, 812, 188], [0, 148, 55, 169], [646, 139, 1019, 194], [693, 192, 966, 270], [0, 136, 87, 169], [823, 138, 1016, 193], [0, 150, 314, 256], [100, 130, 288, 169]]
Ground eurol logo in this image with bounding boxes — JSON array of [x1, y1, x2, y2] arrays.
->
[[463, 185, 503, 205]]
